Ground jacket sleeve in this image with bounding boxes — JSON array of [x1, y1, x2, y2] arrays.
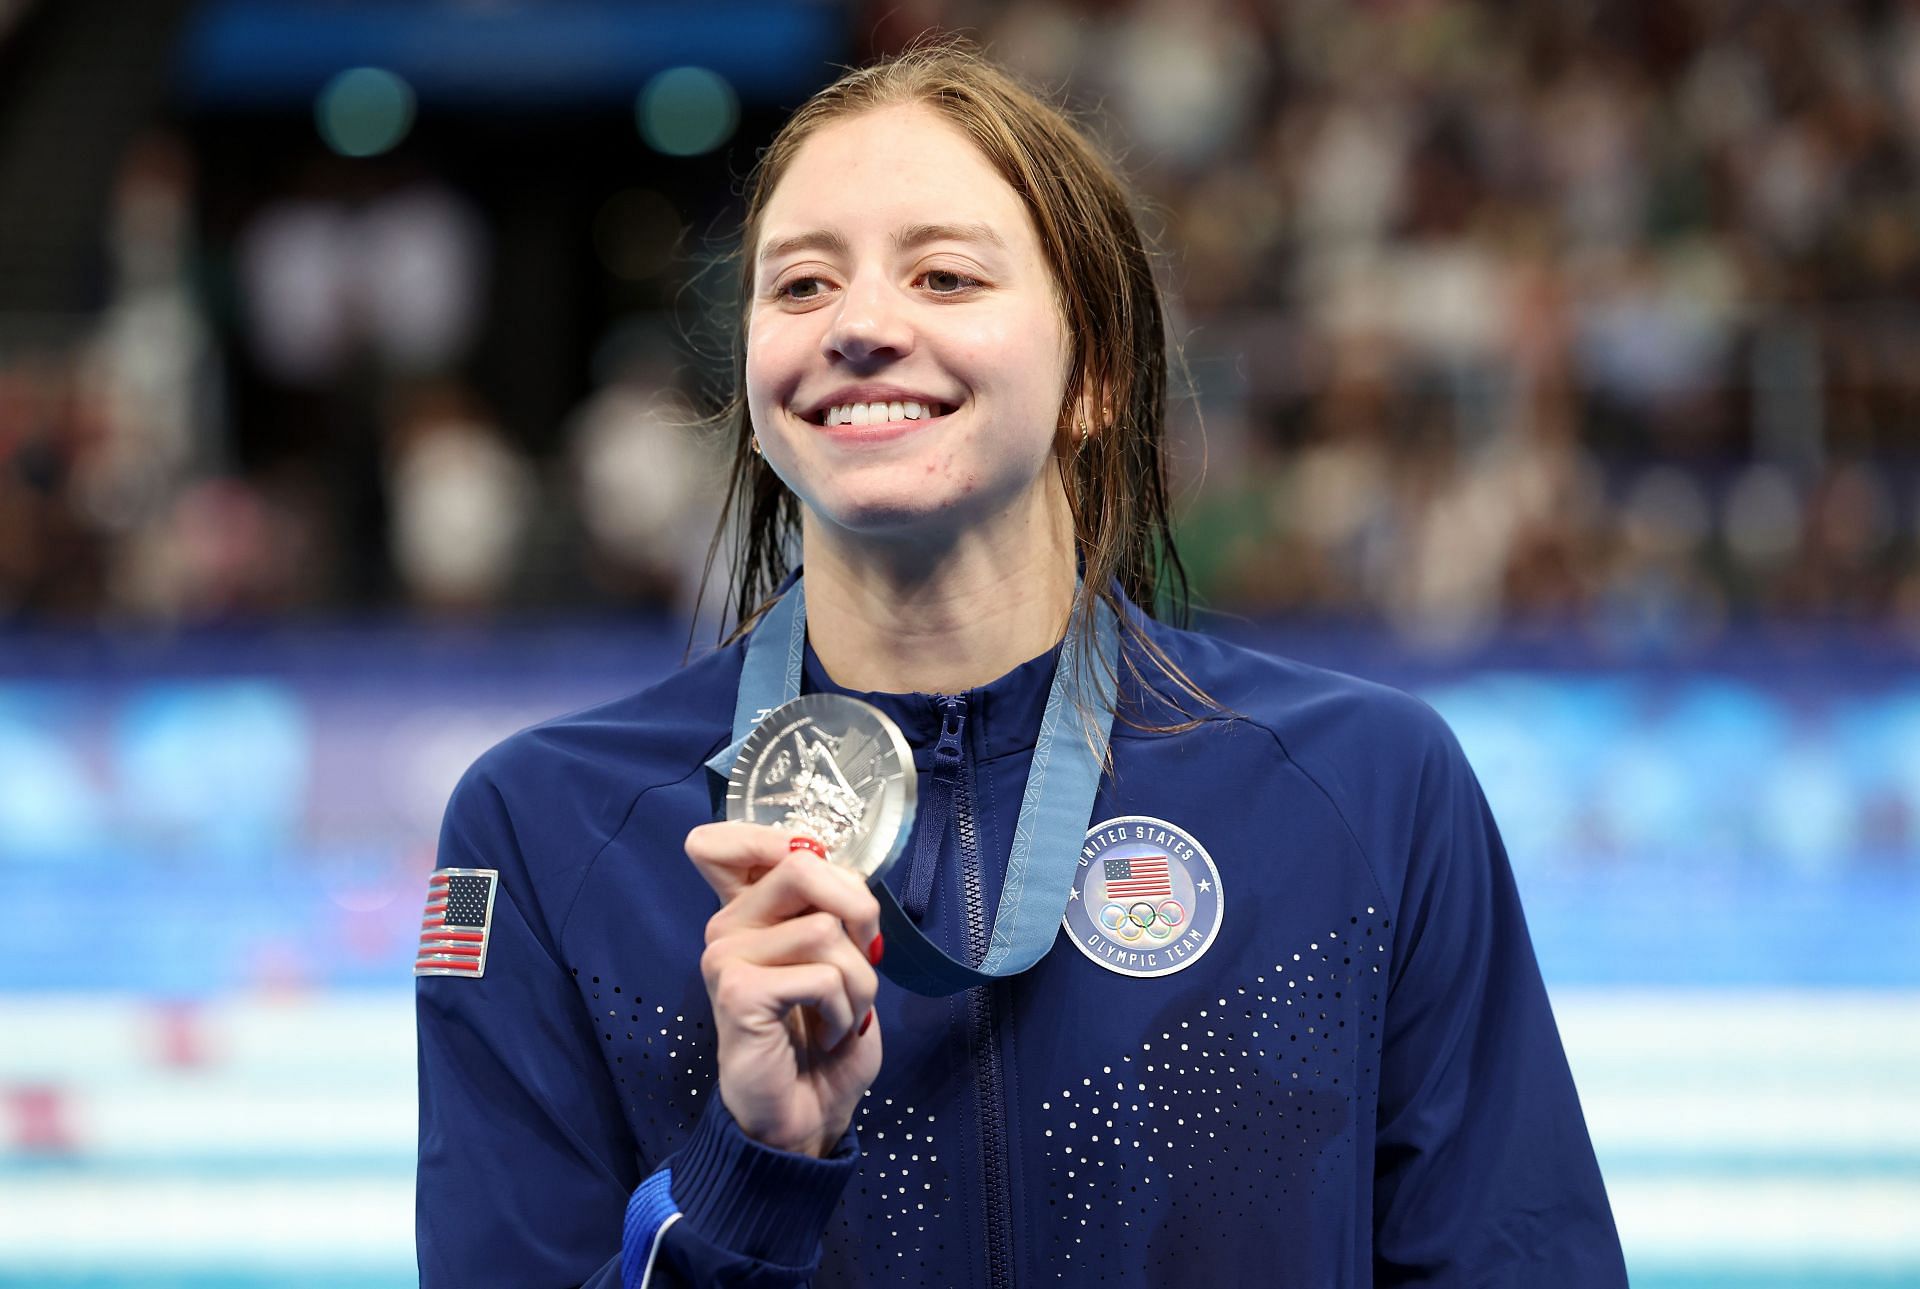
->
[[417, 754, 860, 1289], [1370, 717, 1628, 1287], [623, 1094, 861, 1288]]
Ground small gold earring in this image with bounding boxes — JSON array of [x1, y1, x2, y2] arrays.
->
[[751, 434, 763, 457]]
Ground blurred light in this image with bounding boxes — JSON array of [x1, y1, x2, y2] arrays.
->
[[0, 706, 104, 861], [1763, 745, 1856, 876], [1596, 735, 1696, 859], [117, 683, 310, 859], [316, 67, 416, 158], [636, 66, 738, 157], [592, 188, 683, 280]]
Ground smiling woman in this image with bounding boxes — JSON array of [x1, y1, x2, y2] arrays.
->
[[744, 99, 1080, 685], [414, 37, 1629, 1289], [715, 42, 1185, 703]]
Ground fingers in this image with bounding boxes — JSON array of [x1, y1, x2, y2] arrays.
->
[[703, 909, 879, 1049], [712, 854, 880, 947], [687, 822, 872, 903], [685, 821, 801, 903], [693, 827, 880, 947], [688, 822, 885, 1053], [710, 960, 861, 1050]]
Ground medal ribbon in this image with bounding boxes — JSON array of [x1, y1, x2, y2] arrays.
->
[[705, 578, 1119, 997]]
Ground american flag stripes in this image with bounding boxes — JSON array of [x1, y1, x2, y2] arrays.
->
[[1103, 855, 1172, 900], [414, 869, 498, 978]]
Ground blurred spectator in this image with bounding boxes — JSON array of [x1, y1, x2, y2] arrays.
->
[[4, 0, 1920, 641], [565, 339, 726, 614], [0, 351, 108, 617], [385, 380, 534, 614], [237, 175, 486, 387], [951, 0, 1920, 645]]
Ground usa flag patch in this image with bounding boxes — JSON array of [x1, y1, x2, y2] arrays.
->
[[414, 868, 499, 978]]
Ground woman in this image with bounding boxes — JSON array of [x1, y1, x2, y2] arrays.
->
[[415, 42, 1627, 1288]]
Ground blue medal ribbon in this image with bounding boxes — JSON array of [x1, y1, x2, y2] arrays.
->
[[704, 578, 1118, 996]]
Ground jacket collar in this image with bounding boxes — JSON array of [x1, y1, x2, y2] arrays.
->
[[800, 635, 1061, 763]]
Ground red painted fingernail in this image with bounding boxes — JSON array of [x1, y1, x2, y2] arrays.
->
[[858, 1009, 873, 1037], [788, 836, 825, 859], [868, 934, 884, 965]]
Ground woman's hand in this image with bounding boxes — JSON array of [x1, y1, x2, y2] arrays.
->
[[686, 821, 884, 1158]]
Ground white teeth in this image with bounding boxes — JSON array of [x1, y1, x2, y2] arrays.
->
[[819, 400, 949, 426]]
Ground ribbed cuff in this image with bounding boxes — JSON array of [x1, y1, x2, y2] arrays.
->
[[668, 1093, 860, 1269]]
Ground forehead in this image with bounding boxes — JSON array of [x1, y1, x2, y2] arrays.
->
[[758, 103, 1041, 258]]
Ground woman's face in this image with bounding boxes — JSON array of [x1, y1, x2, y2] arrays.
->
[[746, 103, 1071, 545]]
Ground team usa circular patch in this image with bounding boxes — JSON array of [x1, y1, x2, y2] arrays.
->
[[1064, 815, 1223, 978]]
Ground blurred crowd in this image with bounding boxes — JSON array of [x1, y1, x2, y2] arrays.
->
[[4, 0, 1920, 646], [933, 0, 1920, 646], [0, 133, 725, 624]]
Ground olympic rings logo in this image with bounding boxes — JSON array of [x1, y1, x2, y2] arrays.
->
[[1098, 899, 1185, 942]]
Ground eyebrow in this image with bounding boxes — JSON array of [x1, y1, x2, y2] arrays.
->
[[756, 221, 1008, 264], [757, 229, 852, 264], [894, 221, 1007, 253]]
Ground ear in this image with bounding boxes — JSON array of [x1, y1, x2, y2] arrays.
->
[[1071, 383, 1115, 448], [1064, 362, 1116, 449]]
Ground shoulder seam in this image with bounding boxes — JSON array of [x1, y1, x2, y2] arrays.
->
[[1237, 714, 1399, 927], [552, 746, 726, 946]]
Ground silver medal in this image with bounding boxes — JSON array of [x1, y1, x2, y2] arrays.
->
[[725, 693, 917, 881]]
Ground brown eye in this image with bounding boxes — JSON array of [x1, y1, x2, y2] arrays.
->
[[782, 277, 824, 300], [921, 269, 978, 294]]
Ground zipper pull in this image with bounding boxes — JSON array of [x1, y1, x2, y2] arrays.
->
[[902, 694, 967, 921], [934, 694, 967, 764]]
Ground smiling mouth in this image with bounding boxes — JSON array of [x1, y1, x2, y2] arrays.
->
[[811, 399, 956, 427]]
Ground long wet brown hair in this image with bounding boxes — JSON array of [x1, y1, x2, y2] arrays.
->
[[702, 37, 1210, 727]]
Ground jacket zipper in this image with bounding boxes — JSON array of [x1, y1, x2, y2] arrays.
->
[[938, 695, 1015, 1287]]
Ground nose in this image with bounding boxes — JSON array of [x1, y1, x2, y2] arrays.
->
[[821, 273, 913, 366]]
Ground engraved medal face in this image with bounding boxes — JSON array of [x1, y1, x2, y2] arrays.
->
[[725, 693, 917, 881]]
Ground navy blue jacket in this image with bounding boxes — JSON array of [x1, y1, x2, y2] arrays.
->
[[416, 614, 1627, 1287]]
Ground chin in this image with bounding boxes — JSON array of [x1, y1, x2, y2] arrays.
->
[[818, 494, 957, 538], [804, 477, 993, 541]]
